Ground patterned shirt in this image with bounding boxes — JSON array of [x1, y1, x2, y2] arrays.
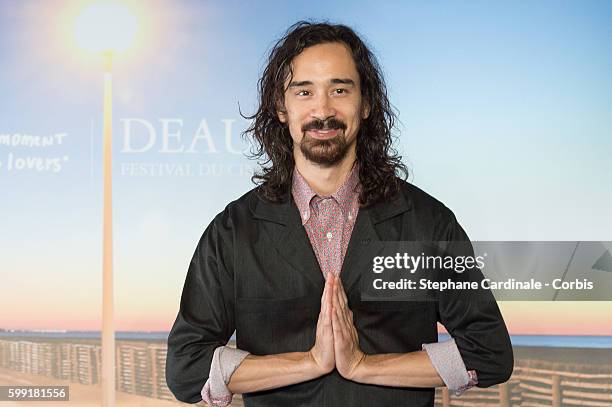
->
[[291, 162, 361, 279]]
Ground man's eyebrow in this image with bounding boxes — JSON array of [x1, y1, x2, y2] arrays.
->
[[287, 78, 356, 88], [288, 80, 313, 88], [330, 78, 355, 86]]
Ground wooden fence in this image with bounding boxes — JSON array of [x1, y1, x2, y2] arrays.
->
[[434, 360, 612, 406], [0, 339, 175, 401], [1, 339, 611, 406]]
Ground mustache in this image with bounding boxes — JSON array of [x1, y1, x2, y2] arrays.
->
[[301, 117, 347, 132]]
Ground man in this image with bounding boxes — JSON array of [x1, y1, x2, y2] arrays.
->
[[166, 21, 513, 407]]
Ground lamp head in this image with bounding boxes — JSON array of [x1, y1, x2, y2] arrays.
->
[[74, 1, 138, 54]]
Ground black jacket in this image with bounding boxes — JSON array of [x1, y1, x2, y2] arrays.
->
[[165, 179, 514, 406]]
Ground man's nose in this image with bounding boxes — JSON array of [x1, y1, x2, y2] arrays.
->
[[310, 94, 336, 121]]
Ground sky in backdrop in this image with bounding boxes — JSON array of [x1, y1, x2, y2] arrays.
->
[[1, 0, 611, 334]]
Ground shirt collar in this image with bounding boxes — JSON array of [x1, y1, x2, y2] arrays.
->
[[291, 161, 361, 225]]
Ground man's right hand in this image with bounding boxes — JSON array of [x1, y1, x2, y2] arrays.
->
[[308, 274, 335, 375]]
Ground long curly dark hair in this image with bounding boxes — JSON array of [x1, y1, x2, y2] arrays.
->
[[242, 20, 408, 207]]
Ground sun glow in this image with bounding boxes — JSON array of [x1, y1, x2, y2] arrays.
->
[[74, 1, 138, 53]]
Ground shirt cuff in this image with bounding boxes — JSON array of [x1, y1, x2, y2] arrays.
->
[[422, 338, 478, 396], [201, 346, 250, 407]]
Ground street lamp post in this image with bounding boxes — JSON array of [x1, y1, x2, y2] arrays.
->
[[101, 49, 115, 407], [74, 4, 138, 406]]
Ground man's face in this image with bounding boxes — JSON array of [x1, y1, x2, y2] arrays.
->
[[277, 42, 370, 166]]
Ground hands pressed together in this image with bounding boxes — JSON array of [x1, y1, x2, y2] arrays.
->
[[309, 274, 366, 380]]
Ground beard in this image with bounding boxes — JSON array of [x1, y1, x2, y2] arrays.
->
[[298, 117, 352, 166], [299, 131, 351, 166]]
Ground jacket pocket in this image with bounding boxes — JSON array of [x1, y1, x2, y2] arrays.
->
[[236, 296, 321, 314], [355, 299, 433, 311], [353, 300, 437, 354], [235, 296, 320, 355]]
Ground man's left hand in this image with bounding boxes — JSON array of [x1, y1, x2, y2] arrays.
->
[[331, 274, 366, 380]]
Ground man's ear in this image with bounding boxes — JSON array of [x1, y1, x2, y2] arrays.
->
[[361, 99, 371, 120], [276, 99, 288, 123]]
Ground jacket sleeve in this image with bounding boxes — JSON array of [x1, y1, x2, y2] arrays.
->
[[165, 211, 236, 403], [434, 209, 514, 388]]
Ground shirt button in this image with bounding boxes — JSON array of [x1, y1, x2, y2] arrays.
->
[[326, 232, 333, 240], [303, 211, 309, 220]]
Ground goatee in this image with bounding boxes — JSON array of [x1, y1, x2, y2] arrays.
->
[[300, 132, 350, 166], [299, 117, 351, 166]]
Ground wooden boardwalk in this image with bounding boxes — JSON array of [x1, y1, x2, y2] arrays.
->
[[2, 338, 611, 407]]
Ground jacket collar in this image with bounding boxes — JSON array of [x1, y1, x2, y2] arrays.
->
[[250, 182, 413, 225]]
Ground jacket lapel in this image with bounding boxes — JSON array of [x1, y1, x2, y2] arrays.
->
[[340, 187, 414, 296], [250, 189, 325, 292]]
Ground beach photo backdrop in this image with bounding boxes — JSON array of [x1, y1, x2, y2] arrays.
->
[[1, 1, 611, 406]]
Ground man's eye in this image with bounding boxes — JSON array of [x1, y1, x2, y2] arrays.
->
[[334, 88, 347, 95], [297, 90, 311, 96]]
